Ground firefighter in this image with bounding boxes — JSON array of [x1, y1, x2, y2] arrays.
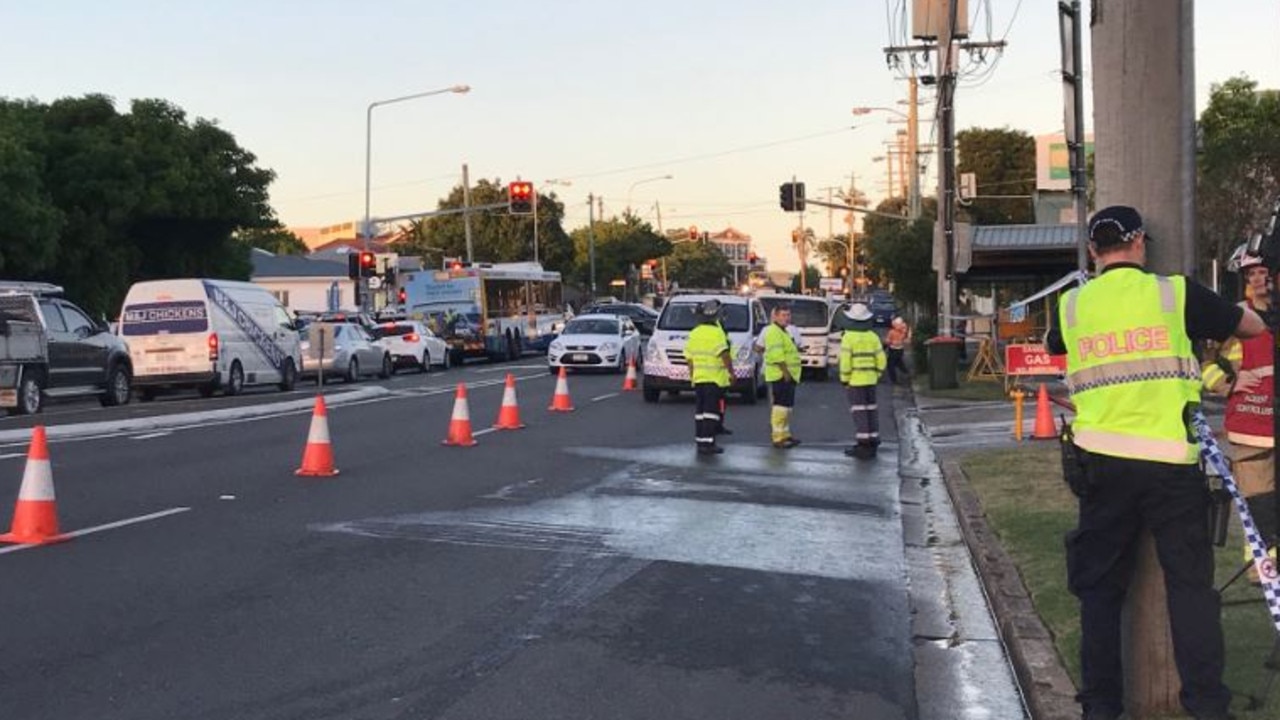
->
[[1046, 205, 1264, 720], [683, 299, 734, 455], [838, 303, 886, 459]]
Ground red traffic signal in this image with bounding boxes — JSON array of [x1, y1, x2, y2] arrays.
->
[[358, 251, 377, 277], [747, 252, 759, 265], [508, 181, 534, 214]]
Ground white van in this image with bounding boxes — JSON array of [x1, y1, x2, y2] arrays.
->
[[641, 293, 768, 404], [118, 279, 303, 399], [755, 293, 836, 380]]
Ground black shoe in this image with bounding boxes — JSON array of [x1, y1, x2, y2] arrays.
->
[[843, 446, 859, 458], [697, 445, 724, 456], [716, 427, 733, 436], [784, 437, 801, 448]]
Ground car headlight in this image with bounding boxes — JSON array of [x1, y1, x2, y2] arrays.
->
[[550, 340, 564, 352], [645, 343, 661, 362], [599, 342, 618, 353]]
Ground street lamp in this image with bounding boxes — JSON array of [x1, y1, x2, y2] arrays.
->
[[363, 84, 470, 249], [532, 178, 573, 265], [626, 174, 674, 215], [854, 104, 920, 219]]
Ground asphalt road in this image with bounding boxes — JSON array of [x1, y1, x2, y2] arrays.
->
[[0, 361, 1025, 720]]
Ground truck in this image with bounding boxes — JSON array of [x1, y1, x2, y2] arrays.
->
[[0, 293, 49, 414], [400, 262, 566, 363]]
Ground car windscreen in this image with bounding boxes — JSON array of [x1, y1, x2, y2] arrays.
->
[[658, 302, 749, 333], [759, 298, 829, 328], [371, 324, 416, 339], [563, 319, 617, 335]]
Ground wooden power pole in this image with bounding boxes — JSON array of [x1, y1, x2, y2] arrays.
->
[[1093, 0, 1197, 715]]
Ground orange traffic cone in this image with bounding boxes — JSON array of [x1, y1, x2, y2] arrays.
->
[[1032, 383, 1057, 440], [622, 358, 638, 391], [295, 395, 340, 476], [549, 366, 575, 412], [443, 383, 479, 446], [493, 373, 526, 429], [0, 426, 70, 545]]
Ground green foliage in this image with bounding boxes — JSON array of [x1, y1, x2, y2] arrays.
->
[[567, 213, 672, 292], [0, 94, 275, 314], [1197, 76, 1280, 271], [238, 223, 308, 255], [398, 179, 574, 273], [955, 127, 1036, 225], [863, 197, 936, 311], [787, 265, 821, 293], [666, 240, 731, 289], [814, 235, 851, 274]]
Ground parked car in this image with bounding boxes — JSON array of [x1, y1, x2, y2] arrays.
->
[[548, 314, 642, 374], [371, 320, 451, 373], [581, 302, 660, 336], [0, 281, 134, 414], [299, 322, 392, 383]]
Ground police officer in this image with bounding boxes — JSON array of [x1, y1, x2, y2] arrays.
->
[[1202, 249, 1277, 585], [762, 303, 802, 448], [1046, 205, 1264, 720], [684, 299, 734, 455], [839, 302, 886, 459]]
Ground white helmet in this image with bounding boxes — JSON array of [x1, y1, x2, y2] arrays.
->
[[1228, 242, 1265, 273]]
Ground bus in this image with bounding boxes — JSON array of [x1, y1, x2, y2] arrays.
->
[[400, 262, 565, 362]]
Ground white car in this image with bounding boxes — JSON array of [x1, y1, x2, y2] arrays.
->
[[548, 314, 642, 374], [372, 320, 451, 373]]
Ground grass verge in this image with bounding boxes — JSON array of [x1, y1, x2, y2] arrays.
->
[[913, 373, 1010, 402], [961, 444, 1278, 719]]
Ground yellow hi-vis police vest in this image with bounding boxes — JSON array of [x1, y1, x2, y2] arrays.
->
[[840, 329, 885, 387], [762, 323, 801, 383], [685, 323, 731, 386], [1059, 269, 1202, 464]]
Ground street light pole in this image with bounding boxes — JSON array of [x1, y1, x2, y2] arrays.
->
[[853, 102, 921, 219], [626, 174, 674, 215], [363, 84, 470, 251]]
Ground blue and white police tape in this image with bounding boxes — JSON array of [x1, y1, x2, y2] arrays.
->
[[1192, 410, 1280, 635]]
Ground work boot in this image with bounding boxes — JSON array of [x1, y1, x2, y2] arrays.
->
[[716, 426, 733, 436], [697, 445, 724, 456]]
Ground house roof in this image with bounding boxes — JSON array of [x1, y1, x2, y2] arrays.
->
[[971, 223, 1078, 251], [250, 249, 348, 279]]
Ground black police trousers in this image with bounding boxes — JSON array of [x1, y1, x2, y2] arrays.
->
[[1065, 452, 1231, 718]]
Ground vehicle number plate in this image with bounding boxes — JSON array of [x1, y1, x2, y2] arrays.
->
[[0, 389, 16, 408], [572, 353, 589, 362]]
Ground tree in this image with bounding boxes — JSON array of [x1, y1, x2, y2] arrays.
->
[[1197, 76, 1280, 271], [0, 94, 276, 314], [814, 235, 851, 275], [787, 265, 822, 294], [862, 197, 937, 311], [955, 127, 1036, 225], [238, 222, 307, 255], [566, 213, 672, 295], [666, 240, 731, 289], [398, 179, 574, 272]]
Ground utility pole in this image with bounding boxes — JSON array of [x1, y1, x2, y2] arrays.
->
[[587, 193, 598, 299], [462, 163, 474, 264], [1060, 1, 1088, 272], [908, 75, 922, 220], [847, 171, 860, 292], [1094, 0, 1197, 714], [655, 200, 669, 294], [896, 132, 908, 199]]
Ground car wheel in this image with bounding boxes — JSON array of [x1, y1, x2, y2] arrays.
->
[[15, 371, 42, 415], [642, 384, 660, 403], [379, 354, 393, 379], [346, 358, 360, 383], [421, 351, 431, 373], [443, 348, 452, 370], [101, 363, 132, 407], [278, 359, 297, 392], [615, 352, 626, 374], [225, 361, 245, 396]]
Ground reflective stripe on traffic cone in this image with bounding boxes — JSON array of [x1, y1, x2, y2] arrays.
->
[[549, 366, 575, 412], [295, 395, 340, 476], [443, 383, 479, 446], [493, 373, 526, 429], [0, 426, 70, 545], [622, 358, 638, 391], [1032, 383, 1056, 440]]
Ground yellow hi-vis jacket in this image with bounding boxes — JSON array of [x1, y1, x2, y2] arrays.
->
[[762, 323, 802, 383], [1059, 268, 1202, 464], [685, 323, 731, 387], [839, 329, 885, 387]]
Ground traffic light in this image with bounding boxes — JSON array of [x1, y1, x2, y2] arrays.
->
[[779, 181, 806, 212], [397, 287, 407, 304], [508, 181, 534, 214], [359, 251, 376, 278], [347, 252, 361, 280], [747, 252, 759, 266], [688, 225, 698, 240]]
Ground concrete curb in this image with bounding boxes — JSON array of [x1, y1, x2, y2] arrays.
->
[[0, 386, 391, 444], [940, 458, 1081, 720]]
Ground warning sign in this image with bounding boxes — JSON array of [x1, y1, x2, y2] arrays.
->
[[1004, 343, 1066, 377]]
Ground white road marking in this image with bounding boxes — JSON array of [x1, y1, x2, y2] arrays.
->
[[0, 506, 191, 555], [472, 427, 499, 437], [130, 431, 173, 440], [0, 453, 24, 461], [591, 393, 619, 402], [472, 364, 545, 373]]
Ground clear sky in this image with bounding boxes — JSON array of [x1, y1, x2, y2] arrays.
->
[[4, 1, 1277, 271]]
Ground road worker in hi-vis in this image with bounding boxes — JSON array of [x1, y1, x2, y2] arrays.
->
[[683, 299, 734, 456], [1203, 246, 1278, 585], [1045, 205, 1264, 720], [838, 303, 885, 459]]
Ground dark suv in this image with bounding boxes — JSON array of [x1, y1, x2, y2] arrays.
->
[[1, 283, 133, 414], [581, 303, 659, 336]]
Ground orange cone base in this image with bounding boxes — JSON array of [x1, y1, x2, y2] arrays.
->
[[548, 403, 574, 412], [442, 436, 479, 447], [493, 418, 526, 430], [0, 531, 70, 545], [295, 467, 340, 477]]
